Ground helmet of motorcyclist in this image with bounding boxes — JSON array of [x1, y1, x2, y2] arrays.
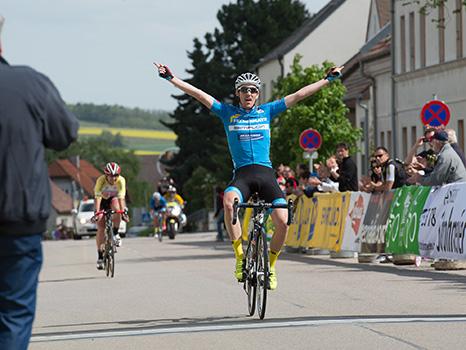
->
[[104, 162, 121, 176], [167, 185, 177, 193], [234, 72, 261, 90]]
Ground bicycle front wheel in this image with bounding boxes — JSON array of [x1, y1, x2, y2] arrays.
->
[[256, 229, 268, 319], [244, 240, 256, 316]]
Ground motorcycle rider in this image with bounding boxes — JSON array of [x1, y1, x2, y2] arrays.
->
[[164, 186, 187, 228]]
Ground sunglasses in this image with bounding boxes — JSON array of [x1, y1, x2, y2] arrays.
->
[[238, 86, 259, 94], [374, 154, 385, 158]]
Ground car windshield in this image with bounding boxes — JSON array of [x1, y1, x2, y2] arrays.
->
[[80, 203, 95, 212]]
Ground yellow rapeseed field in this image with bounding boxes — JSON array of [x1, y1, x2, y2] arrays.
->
[[79, 127, 176, 140]]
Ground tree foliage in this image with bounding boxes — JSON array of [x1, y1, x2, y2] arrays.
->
[[164, 0, 310, 210], [46, 132, 151, 207], [68, 103, 170, 130], [270, 56, 362, 168]]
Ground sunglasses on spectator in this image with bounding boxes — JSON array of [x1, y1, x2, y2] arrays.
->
[[238, 86, 259, 94]]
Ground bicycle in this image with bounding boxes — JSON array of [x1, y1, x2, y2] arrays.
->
[[152, 211, 164, 242], [93, 209, 127, 278], [232, 195, 293, 319]]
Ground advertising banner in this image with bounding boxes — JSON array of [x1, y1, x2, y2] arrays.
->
[[418, 183, 466, 260], [359, 191, 394, 253], [385, 186, 432, 255], [341, 192, 371, 252], [306, 192, 348, 251], [285, 196, 304, 248]]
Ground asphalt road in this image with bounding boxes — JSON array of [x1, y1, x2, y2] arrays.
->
[[30, 233, 466, 350]]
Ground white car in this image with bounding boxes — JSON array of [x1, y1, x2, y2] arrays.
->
[[72, 199, 126, 240]]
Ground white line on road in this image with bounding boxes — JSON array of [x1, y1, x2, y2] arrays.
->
[[31, 316, 466, 343]]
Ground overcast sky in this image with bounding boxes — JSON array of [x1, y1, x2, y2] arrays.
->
[[1, 0, 329, 111]]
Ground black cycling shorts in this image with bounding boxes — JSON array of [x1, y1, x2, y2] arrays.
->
[[100, 197, 117, 211], [225, 164, 285, 204]]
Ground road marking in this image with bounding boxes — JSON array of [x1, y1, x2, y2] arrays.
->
[[31, 316, 466, 343]]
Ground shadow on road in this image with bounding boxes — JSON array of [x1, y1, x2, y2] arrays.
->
[[32, 313, 466, 339], [174, 239, 466, 292], [39, 276, 101, 284]]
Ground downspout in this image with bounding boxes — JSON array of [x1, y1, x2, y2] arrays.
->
[[278, 54, 284, 78], [360, 60, 377, 156], [358, 96, 370, 173], [390, 0, 398, 157]]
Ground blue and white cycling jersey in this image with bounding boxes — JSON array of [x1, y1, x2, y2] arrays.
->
[[211, 98, 287, 170], [150, 196, 167, 211]]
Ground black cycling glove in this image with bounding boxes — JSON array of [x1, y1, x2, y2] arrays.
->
[[159, 65, 174, 81]]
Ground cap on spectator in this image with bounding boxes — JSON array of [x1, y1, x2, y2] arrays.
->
[[433, 130, 449, 142]]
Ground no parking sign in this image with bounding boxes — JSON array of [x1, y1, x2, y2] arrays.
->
[[299, 129, 322, 150], [420, 100, 451, 127]]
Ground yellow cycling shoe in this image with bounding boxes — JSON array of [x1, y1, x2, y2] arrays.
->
[[268, 267, 277, 290], [235, 258, 244, 282]]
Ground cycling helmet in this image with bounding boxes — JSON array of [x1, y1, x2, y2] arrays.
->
[[167, 185, 177, 193], [104, 162, 121, 176], [152, 192, 161, 200], [234, 72, 261, 90]]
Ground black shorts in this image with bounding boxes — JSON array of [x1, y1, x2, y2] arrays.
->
[[100, 197, 116, 211], [225, 164, 285, 204]]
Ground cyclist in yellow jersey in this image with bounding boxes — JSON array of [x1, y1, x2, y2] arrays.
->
[[94, 162, 129, 270]]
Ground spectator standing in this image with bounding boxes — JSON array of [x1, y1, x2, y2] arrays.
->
[[409, 130, 466, 186], [0, 15, 78, 350], [360, 160, 383, 193], [446, 128, 466, 167], [373, 147, 407, 191], [333, 143, 358, 191]]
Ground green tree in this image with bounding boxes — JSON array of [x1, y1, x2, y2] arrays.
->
[[270, 56, 362, 168], [164, 0, 310, 212]]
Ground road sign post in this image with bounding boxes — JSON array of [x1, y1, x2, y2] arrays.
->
[[299, 129, 322, 172]]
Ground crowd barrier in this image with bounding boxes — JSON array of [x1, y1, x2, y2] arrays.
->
[[280, 183, 466, 260]]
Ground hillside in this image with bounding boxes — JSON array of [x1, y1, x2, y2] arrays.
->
[[68, 103, 171, 130]]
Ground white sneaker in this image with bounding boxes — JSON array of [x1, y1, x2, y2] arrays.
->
[[115, 234, 122, 247], [96, 259, 104, 270]]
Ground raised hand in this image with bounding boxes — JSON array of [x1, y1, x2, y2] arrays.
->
[[153, 62, 174, 81], [325, 66, 344, 82]]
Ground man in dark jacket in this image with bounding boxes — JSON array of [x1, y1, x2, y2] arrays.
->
[[0, 16, 78, 350], [332, 143, 358, 191]]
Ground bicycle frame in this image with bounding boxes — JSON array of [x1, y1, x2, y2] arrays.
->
[[232, 196, 293, 319]]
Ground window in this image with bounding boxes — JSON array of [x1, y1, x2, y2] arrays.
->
[[381, 131, 385, 148], [439, 3, 445, 63], [409, 12, 416, 70], [400, 15, 407, 73], [411, 126, 417, 146], [459, 120, 465, 151], [457, 0, 464, 59], [402, 127, 408, 158], [420, 11, 426, 67]]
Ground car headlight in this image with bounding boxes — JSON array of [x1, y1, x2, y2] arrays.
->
[[80, 218, 87, 224]]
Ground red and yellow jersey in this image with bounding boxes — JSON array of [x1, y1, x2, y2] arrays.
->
[[94, 175, 126, 200]]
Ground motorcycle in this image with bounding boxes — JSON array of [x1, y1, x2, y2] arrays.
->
[[164, 201, 187, 239]]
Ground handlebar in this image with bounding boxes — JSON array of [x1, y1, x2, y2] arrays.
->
[[92, 208, 129, 223], [232, 198, 294, 226]]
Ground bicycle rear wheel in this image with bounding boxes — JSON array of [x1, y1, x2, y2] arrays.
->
[[256, 229, 268, 319], [244, 239, 256, 316]]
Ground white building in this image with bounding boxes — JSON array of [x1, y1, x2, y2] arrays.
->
[[255, 0, 372, 102], [392, 0, 466, 158]]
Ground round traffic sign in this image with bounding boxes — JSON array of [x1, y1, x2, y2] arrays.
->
[[299, 129, 322, 150], [420, 100, 450, 127]]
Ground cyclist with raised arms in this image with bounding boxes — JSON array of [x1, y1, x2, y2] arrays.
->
[[154, 62, 343, 289], [94, 162, 129, 270]]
